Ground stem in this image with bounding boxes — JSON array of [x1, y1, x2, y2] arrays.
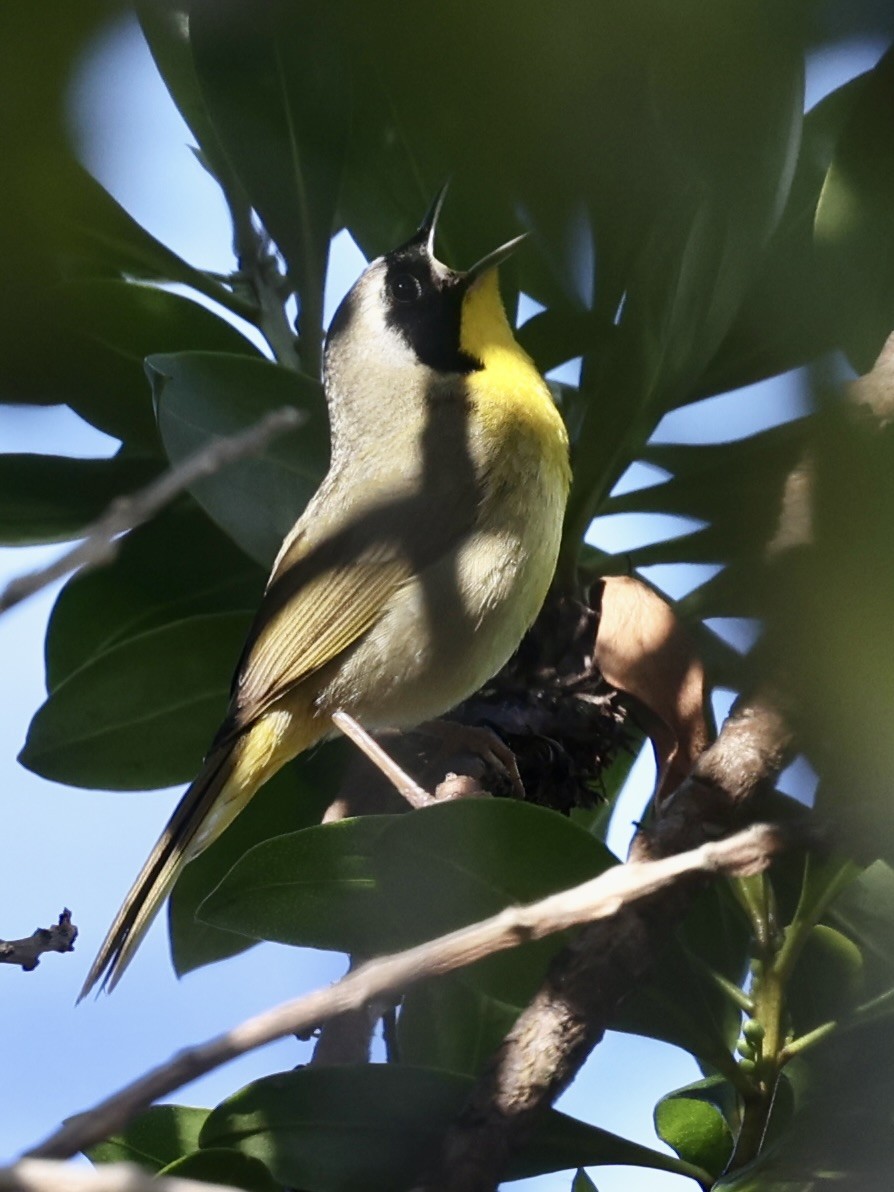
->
[[227, 192, 303, 372], [779, 1019, 837, 1062]]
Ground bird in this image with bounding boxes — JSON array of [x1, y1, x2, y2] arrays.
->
[[80, 190, 571, 997]]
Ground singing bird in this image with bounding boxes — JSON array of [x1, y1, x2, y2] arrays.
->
[[81, 193, 571, 996]]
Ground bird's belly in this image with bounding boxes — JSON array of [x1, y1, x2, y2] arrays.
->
[[318, 500, 562, 729]]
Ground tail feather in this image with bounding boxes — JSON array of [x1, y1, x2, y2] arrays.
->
[[79, 747, 235, 1000]]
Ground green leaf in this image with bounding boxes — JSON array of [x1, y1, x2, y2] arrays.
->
[[0, 453, 159, 546], [45, 503, 264, 691], [397, 976, 519, 1077], [571, 1171, 599, 1192], [59, 279, 260, 447], [194, 811, 390, 958], [786, 924, 864, 1035], [199, 1066, 703, 1189], [697, 72, 868, 399], [171, 741, 348, 975], [189, 0, 351, 365], [85, 1104, 209, 1172], [654, 1083, 733, 1179], [150, 351, 327, 565], [814, 47, 894, 372], [20, 611, 252, 790], [158, 1149, 281, 1192], [375, 799, 615, 1002], [136, 1, 238, 195], [611, 885, 750, 1069], [44, 157, 224, 298]]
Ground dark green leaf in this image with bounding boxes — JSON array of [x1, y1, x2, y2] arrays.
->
[[199, 1066, 702, 1189], [21, 611, 251, 790], [716, 1017, 894, 1190], [654, 1083, 733, 1179], [814, 47, 894, 372], [787, 924, 864, 1035], [190, 0, 351, 364], [44, 157, 224, 297], [150, 351, 327, 565], [611, 885, 750, 1068], [85, 1104, 208, 1172], [45, 503, 264, 691], [375, 799, 615, 1002], [158, 1149, 280, 1192], [0, 453, 159, 546], [59, 279, 259, 447], [137, 1, 238, 194], [571, 1171, 599, 1192], [697, 72, 868, 398], [171, 741, 348, 975], [195, 813, 390, 958], [397, 977, 519, 1077]]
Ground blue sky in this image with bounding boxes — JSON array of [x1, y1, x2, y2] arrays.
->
[[0, 14, 886, 1190]]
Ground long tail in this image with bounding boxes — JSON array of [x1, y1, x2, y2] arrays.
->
[[79, 745, 238, 999]]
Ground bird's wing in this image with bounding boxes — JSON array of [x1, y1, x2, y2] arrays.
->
[[221, 486, 477, 737]]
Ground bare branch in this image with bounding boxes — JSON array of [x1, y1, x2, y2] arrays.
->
[[0, 910, 77, 972], [26, 822, 786, 1163], [0, 406, 303, 616], [0, 1159, 241, 1192]]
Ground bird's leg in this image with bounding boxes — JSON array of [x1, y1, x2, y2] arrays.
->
[[331, 710, 434, 810]]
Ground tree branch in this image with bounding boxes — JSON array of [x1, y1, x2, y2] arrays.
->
[[0, 406, 303, 616], [26, 822, 787, 1163], [417, 689, 795, 1192], [0, 1160, 241, 1192], [0, 910, 77, 972]]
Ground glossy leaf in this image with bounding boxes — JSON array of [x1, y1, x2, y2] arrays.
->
[[0, 453, 159, 546], [21, 612, 252, 790], [195, 813, 391, 958], [375, 798, 615, 1002], [45, 503, 264, 691], [171, 741, 348, 975], [200, 1066, 702, 1188], [158, 1148, 281, 1192], [150, 351, 327, 565], [654, 1084, 733, 1179], [85, 1104, 209, 1172], [189, 0, 351, 365]]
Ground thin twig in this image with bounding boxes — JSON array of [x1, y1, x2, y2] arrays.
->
[[0, 407, 303, 615], [26, 823, 785, 1162], [0, 1160, 241, 1192], [0, 910, 77, 972]]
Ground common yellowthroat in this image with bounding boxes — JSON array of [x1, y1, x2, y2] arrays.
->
[[81, 193, 571, 996]]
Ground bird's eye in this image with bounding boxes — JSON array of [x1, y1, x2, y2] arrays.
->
[[389, 272, 423, 303]]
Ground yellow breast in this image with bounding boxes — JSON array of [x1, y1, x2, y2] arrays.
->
[[460, 269, 571, 502]]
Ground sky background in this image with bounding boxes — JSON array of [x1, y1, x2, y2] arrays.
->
[[0, 15, 887, 1191]]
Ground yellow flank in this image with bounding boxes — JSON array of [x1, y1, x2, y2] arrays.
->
[[460, 269, 571, 489]]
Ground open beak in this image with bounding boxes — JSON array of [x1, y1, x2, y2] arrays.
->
[[465, 232, 529, 283], [414, 182, 450, 255]]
